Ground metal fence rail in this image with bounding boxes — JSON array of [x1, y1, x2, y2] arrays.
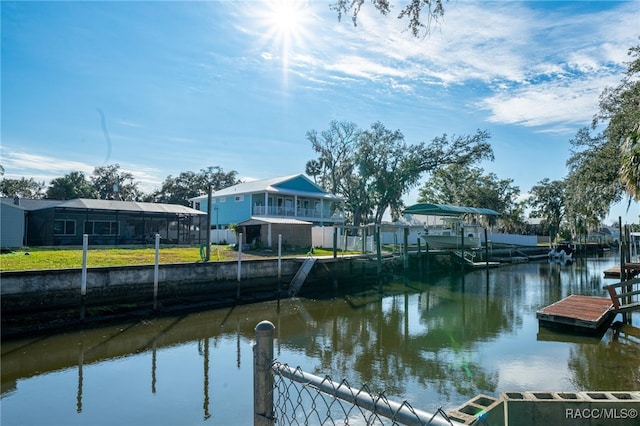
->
[[254, 320, 464, 426]]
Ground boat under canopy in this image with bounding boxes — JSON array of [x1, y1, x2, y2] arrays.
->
[[402, 203, 500, 250], [402, 203, 500, 217]]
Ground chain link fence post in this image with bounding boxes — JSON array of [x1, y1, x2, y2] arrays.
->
[[254, 320, 275, 426]]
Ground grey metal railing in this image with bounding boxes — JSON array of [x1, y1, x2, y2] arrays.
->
[[253, 320, 464, 426]]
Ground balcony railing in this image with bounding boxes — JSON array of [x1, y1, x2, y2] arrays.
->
[[252, 206, 344, 222]]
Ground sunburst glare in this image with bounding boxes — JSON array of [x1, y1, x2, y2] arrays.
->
[[254, 0, 315, 85]]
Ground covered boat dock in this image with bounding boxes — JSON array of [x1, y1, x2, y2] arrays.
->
[[402, 202, 500, 217]]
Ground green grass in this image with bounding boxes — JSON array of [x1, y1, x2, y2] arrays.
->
[[0, 246, 218, 271], [0, 245, 360, 272]]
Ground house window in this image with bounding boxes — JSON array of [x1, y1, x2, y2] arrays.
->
[[54, 220, 76, 235], [84, 220, 120, 236], [235, 195, 244, 202]]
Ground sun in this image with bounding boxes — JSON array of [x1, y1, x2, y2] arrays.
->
[[256, 0, 314, 75], [268, 0, 305, 38]]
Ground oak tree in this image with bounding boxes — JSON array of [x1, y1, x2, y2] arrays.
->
[[91, 164, 142, 201], [418, 164, 522, 230], [0, 176, 46, 199], [306, 121, 493, 225], [46, 171, 98, 200], [146, 166, 239, 206], [528, 178, 567, 238], [332, 0, 447, 37]]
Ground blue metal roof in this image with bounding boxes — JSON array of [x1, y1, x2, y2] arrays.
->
[[190, 174, 343, 202]]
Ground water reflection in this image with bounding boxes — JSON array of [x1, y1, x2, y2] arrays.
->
[[1, 255, 638, 425]]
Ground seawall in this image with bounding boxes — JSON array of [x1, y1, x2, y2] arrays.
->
[[2, 258, 300, 305], [1, 256, 399, 337], [1, 259, 305, 336]]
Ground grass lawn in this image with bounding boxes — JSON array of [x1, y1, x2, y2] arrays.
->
[[0, 245, 351, 272]]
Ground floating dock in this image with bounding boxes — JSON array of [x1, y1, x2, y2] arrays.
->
[[536, 295, 614, 333]]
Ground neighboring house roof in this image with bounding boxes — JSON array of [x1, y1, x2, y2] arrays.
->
[[1, 197, 205, 215], [0, 200, 26, 211], [238, 217, 313, 226], [41, 198, 206, 215], [0, 197, 59, 211], [190, 174, 343, 202]]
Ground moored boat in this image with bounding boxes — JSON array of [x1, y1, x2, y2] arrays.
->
[[420, 218, 483, 249], [548, 243, 574, 262]]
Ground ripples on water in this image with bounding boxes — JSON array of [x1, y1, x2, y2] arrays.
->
[[1, 254, 638, 425]]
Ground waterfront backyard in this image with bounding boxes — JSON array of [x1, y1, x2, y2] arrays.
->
[[1, 253, 638, 425], [0, 245, 344, 271]]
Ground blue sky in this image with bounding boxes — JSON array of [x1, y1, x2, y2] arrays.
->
[[2, 0, 638, 224]]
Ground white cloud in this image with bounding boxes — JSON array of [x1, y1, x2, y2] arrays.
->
[[1, 147, 163, 194], [479, 70, 624, 129], [1, 148, 95, 175], [324, 55, 409, 80], [116, 119, 143, 128], [118, 163, 163, 193], [283, 1, 637, 130]]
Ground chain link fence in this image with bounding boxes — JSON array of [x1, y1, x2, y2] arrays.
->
[[254, 320, 465, 426]]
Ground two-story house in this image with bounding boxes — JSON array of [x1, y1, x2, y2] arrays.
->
[[190, 174, 344, 248]]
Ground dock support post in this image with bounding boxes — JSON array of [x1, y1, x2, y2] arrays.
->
[[81, 234, 88, 296], [237, 233, 242, 299], [417, 239, 422, 277], [623, 224, 632, 324], [81, 234, 88, 320], [425, 242, 430, 275], [154, 233, 160, 311], [403, 227, 409, 273], [376, 225, 382, 292], [484, 228, 489, 268], [619, 218, 627, 281], [205, 185, 211, 261], [460, 228, 465, 273], [277, 234, 282, 297], [253, 321, 275, 426], [277, 234, 282, 280]]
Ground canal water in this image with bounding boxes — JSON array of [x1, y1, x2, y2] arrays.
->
[[2, 254, 639, 425]]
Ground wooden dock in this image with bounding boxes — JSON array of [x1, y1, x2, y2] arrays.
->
[[537, 295, 614, 333], [603, 262, 640, 278]]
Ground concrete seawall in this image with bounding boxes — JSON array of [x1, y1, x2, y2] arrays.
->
[[0, 255, 403, 337], [1, 258, 304, 312]]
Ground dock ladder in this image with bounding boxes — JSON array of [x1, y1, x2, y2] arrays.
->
[[288, 257, 317, 297]]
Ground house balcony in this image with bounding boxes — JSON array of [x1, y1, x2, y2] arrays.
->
[[252, 206, 344, 223]]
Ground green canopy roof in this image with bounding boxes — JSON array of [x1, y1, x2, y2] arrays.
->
[[402, 203, 500, 217]]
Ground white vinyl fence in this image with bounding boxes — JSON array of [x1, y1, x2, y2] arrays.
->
[[312, 226, 375, 252], [483, 232, 538, 246], [210, 229, 237, 245], [313, 226, 541, 250]]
